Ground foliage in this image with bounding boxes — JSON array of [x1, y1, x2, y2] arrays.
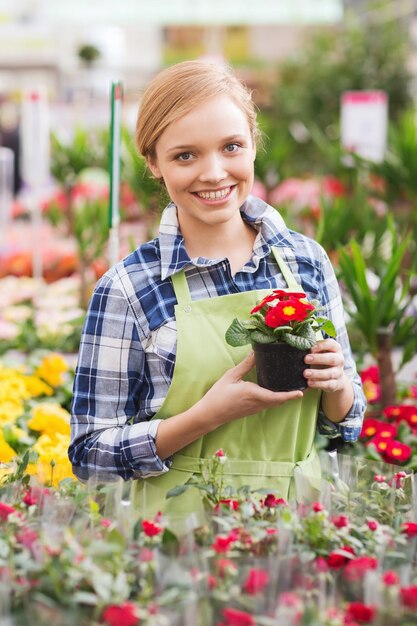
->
[[2, 448, 417, 624], [337, 221, 417, 367], [257, 6, 412, 178], [225, 289, 336, 350]]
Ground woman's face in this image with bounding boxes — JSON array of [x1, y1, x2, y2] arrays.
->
[[147, 94, 256, 235]]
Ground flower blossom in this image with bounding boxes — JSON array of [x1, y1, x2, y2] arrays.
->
[[222, 607, 255, 626], [102, 602, 139, 626], [242, 568, 269, 595]]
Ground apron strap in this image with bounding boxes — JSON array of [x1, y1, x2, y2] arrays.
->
[[171, 246, 302, 305]]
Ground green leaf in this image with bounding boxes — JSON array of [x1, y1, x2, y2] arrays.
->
[[225, 318, 252, 347], [282, 332, 316, 350], [166, 484, 190, 499], [250, 331, 277, 344], [319, 319, 337, 338]]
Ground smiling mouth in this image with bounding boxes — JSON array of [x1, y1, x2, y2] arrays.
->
[[194, 186, 235, 200]]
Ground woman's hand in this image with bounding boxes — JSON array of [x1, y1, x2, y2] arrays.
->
[[303, 338, 345, 392], [201, 352, 303, 427], [303, 338, 354, 423]]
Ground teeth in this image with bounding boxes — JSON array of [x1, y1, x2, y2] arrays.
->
[[196, 187, 231, 200]]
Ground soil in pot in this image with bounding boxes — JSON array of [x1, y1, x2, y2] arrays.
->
[[253, 341, 309, 391]]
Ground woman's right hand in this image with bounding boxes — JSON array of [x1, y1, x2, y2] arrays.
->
[[156, 352, 303, 460], [200, 352, 303, 427]]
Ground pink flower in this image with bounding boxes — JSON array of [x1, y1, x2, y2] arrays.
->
[[312, 502, 325, 512], [242, 568, 269, 595], [367, 519, 378, 531], [374, 475, 386, 483], [102, 602, 139, 626], [383, 570, 399, 586], [215, 449, 225, 457]]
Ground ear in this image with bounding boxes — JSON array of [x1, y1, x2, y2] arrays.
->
[[146, 156, 162, 179]]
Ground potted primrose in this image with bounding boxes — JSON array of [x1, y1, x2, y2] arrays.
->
[[225, 289, 336, 391]]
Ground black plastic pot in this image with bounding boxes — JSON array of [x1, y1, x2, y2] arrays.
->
[[253, 341, 309, 391]]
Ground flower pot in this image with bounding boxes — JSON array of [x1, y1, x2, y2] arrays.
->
[[253, 342, 309, 392]]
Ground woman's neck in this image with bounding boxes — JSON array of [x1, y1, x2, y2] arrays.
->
[[181, 218, 257, 275]]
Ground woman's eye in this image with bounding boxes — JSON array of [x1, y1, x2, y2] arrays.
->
[[176, 152, 193, 162], [225, 143, 240, 153]]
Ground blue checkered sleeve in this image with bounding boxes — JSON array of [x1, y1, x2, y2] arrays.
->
[[69, 273, 172, 480]]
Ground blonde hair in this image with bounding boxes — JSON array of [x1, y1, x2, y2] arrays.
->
[[135, 60, 260, 160]]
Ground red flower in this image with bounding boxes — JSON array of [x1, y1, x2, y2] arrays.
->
[[0, 502, 18, 521], [250, 293, 280, 314], [102, 602, 139, 626], [344, 601, 376, 623], [367, 435, 389, 455], [141, 519, 163, 537], [383, 405, 410, 422], [378, 423, 397, 439], [213, 535, 233, 553], [383, 439, 412, 463], [264, 494, 287, 508], [242, 568, 269, 595], [312, 502, 324, 512], [222, 607, 255, 626], [332, 514, 349, 528], [215, 499, 240, 512], [401, 522, 417, 537], [327, 546, 355, 570], [343, 556, 378, 582], [360, 366, 381, 404], [215, 448, 225, 457], [400, 585, 417, 610], [359, 418, 382, 439], [383, 570, 399, 586], [373, 474, 386, 483], [322, 175, 345, 198], [367, 519, 378, 531], [264, 298, 314, 328], [402, 406, 417, 428]]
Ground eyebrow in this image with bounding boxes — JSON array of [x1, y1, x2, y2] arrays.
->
[[165, 134, 247, 154]]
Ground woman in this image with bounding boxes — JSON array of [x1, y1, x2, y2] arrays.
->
[[69, 60, 366, 516]]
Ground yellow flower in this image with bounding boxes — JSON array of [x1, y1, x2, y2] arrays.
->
[[35, 353, 69, 388], [0, 433, 17, 463], [0, 400, 24, 426], [32, 432, 74, 485], [0, 375, 30, 403], [24, 375, 53, 398], [28, 403, 70, 436]]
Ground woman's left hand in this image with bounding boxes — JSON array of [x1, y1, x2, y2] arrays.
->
[[303, 338, 346, 393]]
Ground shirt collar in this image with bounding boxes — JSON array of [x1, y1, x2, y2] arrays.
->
[[159, 196, 296, 280]]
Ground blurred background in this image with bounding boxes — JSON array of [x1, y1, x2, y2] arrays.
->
[[1, 0, 417, 410]]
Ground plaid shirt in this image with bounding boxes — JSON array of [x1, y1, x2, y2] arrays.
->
[[69, 197, 366, 479]]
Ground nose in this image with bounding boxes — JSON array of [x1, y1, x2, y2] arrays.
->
[[198, 154, 227, 184]]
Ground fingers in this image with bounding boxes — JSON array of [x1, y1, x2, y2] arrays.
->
[[228, 351, 255, 380]]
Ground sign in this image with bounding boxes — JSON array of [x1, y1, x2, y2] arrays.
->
[[340, 91, 388, 163]]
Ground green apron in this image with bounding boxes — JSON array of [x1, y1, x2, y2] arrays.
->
[[133, 247, 321, 518]]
